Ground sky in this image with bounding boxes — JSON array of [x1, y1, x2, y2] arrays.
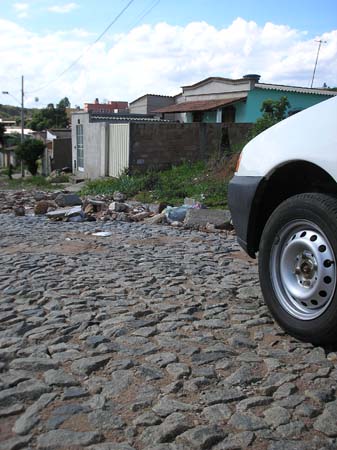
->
[[0, 0, 336, 108]]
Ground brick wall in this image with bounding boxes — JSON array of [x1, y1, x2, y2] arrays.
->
[[129, 122, 252, 172]]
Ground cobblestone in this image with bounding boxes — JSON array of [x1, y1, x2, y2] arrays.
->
[[1, 212, 337, 448]]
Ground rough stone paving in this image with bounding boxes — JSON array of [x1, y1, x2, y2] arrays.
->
[[1, 213, 337, 450]]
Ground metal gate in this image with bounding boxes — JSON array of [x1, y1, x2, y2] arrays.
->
[[108, 124, 130, 178]]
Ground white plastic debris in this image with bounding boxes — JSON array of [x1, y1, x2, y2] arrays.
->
[[91, 231, 113, 237]]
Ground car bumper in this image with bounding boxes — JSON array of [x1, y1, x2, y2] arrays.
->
[[228, 175, 263, 257]]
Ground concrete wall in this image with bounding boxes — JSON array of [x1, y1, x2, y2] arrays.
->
[[236, 88, 333, 123], [129, 95, 175, 115], [71, 113, 252, 180], [182, 79, 251, 96], [71, 112, 108, 179], [0, 151, 15, 168], [147, 95, 175, 113], [129, 97, 148, 115], [129, 95, 177, 121], [129, 122, 252, 172]]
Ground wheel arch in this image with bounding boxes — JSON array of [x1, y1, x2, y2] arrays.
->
[[247, 160, 337, 257]]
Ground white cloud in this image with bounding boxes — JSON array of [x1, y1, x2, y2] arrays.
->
[[0, 17, 336, 107], [48, 3, 79, 14], [13, 2, 29, 18]]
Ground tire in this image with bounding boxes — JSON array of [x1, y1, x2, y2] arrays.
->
[[259, 193, 337, 345]]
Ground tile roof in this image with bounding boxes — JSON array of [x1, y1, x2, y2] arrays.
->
[[154, 97, 246, 113], [256, 83, 337, 96], [129, 93, 176, 105], [90, 113, 169, 123], [47, 129, 71, 139]]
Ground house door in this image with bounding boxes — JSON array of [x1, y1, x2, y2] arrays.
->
[[222, 106, 235, 123], [192, 111, 203, 122], [76, 124, 84, 171], [109, 124, 130, 178]]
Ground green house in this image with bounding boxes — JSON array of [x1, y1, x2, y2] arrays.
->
[[154, 74, 336, 123]]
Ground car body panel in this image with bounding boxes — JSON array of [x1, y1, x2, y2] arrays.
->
[[228, 175, 263, 256], [236, 96, 337, 180]]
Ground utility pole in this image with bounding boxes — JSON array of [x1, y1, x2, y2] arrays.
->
[[20, 75, 25, 177], [2, 75, 25, 177], [310, 40, 327, 88]]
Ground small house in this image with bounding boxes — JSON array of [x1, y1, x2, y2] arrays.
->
[[152, 74, 337, 123]]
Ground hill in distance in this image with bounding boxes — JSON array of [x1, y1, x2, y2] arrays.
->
[[0, 104, 36, 124]]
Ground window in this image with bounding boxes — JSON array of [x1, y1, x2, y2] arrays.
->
[[76, 124, 84, 170]]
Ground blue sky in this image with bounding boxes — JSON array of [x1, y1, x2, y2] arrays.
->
[[2, 0, 336, 36], [1, 0, 336, 106]]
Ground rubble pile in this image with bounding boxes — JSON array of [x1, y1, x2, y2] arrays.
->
[[0, 190, 39, 214], [0, 189, 233, 232]]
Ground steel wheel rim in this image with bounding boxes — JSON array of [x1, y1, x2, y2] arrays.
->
[[270, 220, 336, 320]]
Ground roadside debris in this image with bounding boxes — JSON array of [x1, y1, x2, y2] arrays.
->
[[13, 206, 25, 216], [184, 208, 232, 230], [55, 193, 82, 207], [92, 231, 113, 237], [0, 190, 233, 233], [165, 198, 203, 224]]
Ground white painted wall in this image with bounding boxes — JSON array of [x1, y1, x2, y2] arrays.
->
[[71, 112, 108, 179]]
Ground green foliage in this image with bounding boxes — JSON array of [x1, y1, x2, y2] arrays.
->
[[1, 166, 12, 178], [49, 174, 70, 183], [57, 97, 71, 109], [0, 104, 35, 124], [251, 96, 290, 138], [29, 97, 70, 131], [81, 162, 229, 208], [5, 175, 54, 190], [0, 123, 5, 147], [15, 139, 45, 175], [3, 132, 21, 148]]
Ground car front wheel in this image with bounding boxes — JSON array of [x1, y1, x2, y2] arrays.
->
[[259, 193, 337, 345]]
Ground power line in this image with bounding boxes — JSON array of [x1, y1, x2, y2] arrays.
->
[[27, 0, 136, 94], [128, 0, 160, 29]]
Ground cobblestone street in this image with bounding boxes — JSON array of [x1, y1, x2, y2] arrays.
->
[[1, 213, 337, 450]]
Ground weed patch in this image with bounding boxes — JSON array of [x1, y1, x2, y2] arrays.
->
[[81, 162, 231, 208]]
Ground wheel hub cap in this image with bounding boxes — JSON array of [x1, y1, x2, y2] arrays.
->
[[271, 223, 336, 320]]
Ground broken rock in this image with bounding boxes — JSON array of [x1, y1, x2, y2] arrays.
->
[[46, 208, 74, 220], [144, 212, 166, 225], [131, 211, 152, 221], [109, 202, 130, 213], [184, 208, 232, 230], [113, 191, 127, 202], [34, 200, 56, 215], [14, 206, 25, 216], [55, 193, 82, 207]]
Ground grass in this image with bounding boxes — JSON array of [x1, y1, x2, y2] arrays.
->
[[0, 174, 55, 190], [0, 154, 240, 207], [81, 158, 239, 208]]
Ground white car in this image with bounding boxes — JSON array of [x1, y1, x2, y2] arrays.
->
[[228, 96, 337, 345]]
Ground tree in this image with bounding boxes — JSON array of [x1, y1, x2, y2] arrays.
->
[[29, 97, 70, 131], [251, 96, 290, 138], [57, 97, 71, 109], [0, 123, 6, 148], [15, 139, 45, 175]]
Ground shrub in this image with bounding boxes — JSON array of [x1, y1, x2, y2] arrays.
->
[[15, 139, 45, 175]]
